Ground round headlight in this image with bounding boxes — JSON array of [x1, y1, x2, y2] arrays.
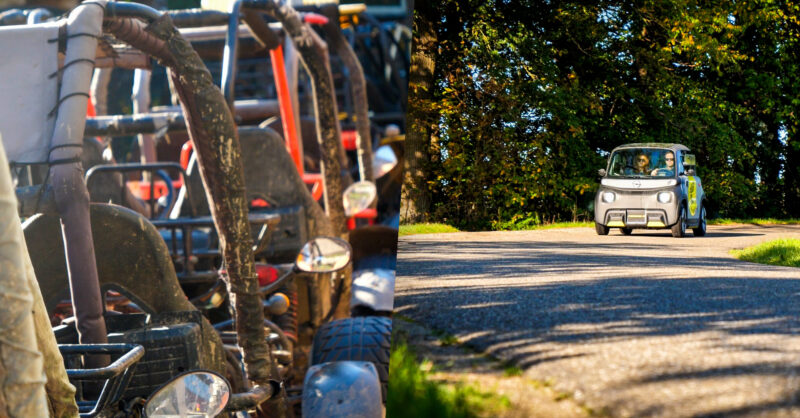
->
[[602, 192, 616, 203], [657, 192, 672, 203]]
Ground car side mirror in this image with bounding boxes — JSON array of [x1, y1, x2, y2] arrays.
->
[[598, 168, 607, 177], [685, 168, 695, 176]]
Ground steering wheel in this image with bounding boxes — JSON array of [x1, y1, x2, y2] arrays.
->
[[651, 168, 672, 176]]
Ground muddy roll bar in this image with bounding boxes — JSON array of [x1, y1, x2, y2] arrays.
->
[[237, 0, 349, 236], [99, 0, 277, 391], [136, 1, 350, 236], [316, 4, 373, 182]]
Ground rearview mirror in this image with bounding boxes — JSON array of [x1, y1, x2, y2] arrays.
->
[[145, 371, 230, 418], [343, 181, 377, 217], [373, 145, 398, 178], [296, 237, 352, 273]]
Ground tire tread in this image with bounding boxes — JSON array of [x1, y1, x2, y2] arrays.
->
[[311, 317, 392, 400]]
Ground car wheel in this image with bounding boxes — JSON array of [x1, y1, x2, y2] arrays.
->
[[621, 228, 633, 235], [595, 222, 610, 235], [692, 205, 707, 237], [671, 206, 686, 238]]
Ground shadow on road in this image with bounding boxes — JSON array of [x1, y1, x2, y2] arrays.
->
[[396, 237, 800, 416], [625, 230, 763, 238], [397, 275, 800, 361], [398, 240, 783, 279]]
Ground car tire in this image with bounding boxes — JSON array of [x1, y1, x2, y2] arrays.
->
[[671, 206, 686, 238], [621, 228, 633, 235], [692, 205, 707, 237], [595, 222, 610, 235], [311, 316, 392, 402]]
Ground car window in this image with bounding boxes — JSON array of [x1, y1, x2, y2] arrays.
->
[[607, 148, 677, 178]]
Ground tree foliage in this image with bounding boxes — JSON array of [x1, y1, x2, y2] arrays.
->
[[408, 0, 800, 229]]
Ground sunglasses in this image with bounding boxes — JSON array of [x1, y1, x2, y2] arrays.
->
[[665, 157, 674, 161], [637, 158, 648, 162]]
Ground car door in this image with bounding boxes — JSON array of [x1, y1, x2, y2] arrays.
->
[[680, 151, 700, 223]]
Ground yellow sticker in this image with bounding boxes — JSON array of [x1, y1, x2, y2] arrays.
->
[[687, 177, 697, 216]]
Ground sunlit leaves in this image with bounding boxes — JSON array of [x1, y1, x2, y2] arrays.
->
[[418, 0, 800, 228]]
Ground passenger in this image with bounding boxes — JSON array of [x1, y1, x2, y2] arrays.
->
[[650, 151, 675, 176], [627, 153, 651, 175]]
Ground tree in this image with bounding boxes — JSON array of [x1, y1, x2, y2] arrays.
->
[[406, 0, 800, 229], [401, 1, 437, 222]]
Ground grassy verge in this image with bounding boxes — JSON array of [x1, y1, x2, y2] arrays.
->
[[491, 218, 593, 231], [731, 238, 800, 268], [387, 335, 510, 418], [709, 218, 800, 226], [400, 223, 461, 236], [517, 221, 593, 230], [400, 221, 597, 235]]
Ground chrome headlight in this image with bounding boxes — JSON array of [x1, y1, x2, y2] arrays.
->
[[602, 191, 616, 203], [657, 192, 672, 203]]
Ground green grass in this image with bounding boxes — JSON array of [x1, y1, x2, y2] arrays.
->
[[502, 365, 523, 377], [387, 338, 510, 418], [731, 238, 800, 267], [525, 221, 593, 230], [491, 217, 593, 231], [400, 223, 461, 236], [709, 218, 800, 226], [438, 334, 460, 347]]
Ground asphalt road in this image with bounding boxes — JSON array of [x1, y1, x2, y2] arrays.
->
[[394, 225, 800, 417]]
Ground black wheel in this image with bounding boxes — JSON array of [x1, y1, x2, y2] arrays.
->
[[692, 205, 707, 236], [621, 228, 633, 235], [671, 206, 686, 238], [311, 317, 391, 401], [595, 222, 610, 235]]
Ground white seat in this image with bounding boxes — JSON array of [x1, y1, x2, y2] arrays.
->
[[0, 22, 60, 166]]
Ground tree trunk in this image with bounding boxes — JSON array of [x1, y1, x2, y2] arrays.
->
[[402, 2, 437, 223]]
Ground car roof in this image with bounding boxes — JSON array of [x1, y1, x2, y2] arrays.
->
[[611, 143, 690, 152]]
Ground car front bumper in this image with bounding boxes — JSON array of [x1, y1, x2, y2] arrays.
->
[[594, 187, 681, 228]]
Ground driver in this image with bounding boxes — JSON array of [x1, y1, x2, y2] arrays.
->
[[650, 151, 675, 176]]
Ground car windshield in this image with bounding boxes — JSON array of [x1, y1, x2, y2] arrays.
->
[[607, 148, 677, 178]]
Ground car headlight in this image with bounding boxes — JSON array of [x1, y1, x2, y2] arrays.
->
[[602, 192, 616, 203], [657, 192, 672, 203]]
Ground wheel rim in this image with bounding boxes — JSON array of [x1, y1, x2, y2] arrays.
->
[[701, 207, 706, 232], [680, 208, 686, 235]]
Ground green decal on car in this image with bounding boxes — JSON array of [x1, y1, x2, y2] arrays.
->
[[687, 177, 697, 216]]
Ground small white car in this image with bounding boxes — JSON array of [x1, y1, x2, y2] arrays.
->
[[594, 143, 706, 237]]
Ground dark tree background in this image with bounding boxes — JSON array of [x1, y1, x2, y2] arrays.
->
[[403, 0, 800, 230]]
